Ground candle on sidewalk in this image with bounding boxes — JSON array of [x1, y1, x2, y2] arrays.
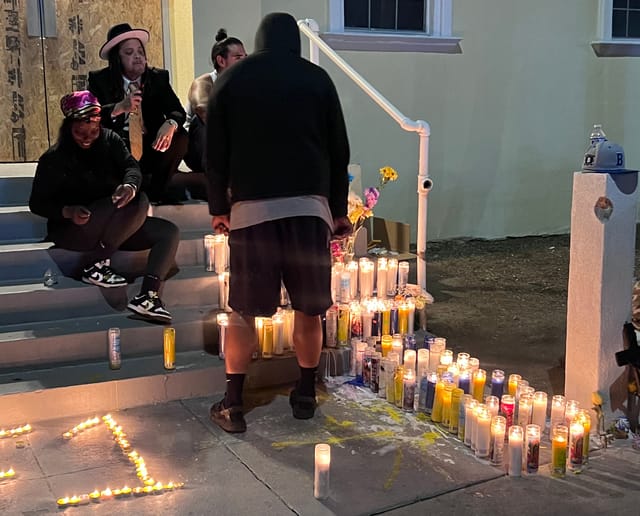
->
[[490, 369, 505, 398], [550, 395, 566, 430], [508, 425, 523, 477], [475, 407, 492, 459], [314, 444, 331, 500], [531, 391, 548, 432], [490, 415, 507, 466], [551, 425, 568, 478], [568, 419, 584, 473], [525, 424, 541, 474], [472, 369, 486, 403]]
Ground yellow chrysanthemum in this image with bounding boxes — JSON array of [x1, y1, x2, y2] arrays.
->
[[379, 166, 398, 184], [348, 206, 365, 225]]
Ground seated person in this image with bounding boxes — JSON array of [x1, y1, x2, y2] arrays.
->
[[88, 23, 188, 204], [29, 91, 179, 323], [182, 29, 246, 200]]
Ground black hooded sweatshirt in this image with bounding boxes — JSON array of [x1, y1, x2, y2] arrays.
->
[[205, 12, 350, 219]]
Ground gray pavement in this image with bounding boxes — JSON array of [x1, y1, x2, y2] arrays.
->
[[1, 380, 639, 516]]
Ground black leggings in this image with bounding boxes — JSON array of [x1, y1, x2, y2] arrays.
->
[[50, 193, 179, 280]]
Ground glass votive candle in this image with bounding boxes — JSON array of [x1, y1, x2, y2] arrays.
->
[[490, 369, 505, 398], [458, 394, 474, 442], [472, 369, 486, 403], [531, 391, 548, 431], [404, 349, 417, 374], [471, 403, 486, 452], [517, 393, 533, 427], [551, 425, 568, 478], [468, 357, 480, 372], [568, 419, 585, 473], [314, 443, 331, 500], [417, 348, 429, 377], [475, 407, 492, 459], [508, 374, 521, 397], [490, 415, 507, 466], [508, 425, 523, 477], [456, 352, 470, 369], [501, 394, 515, 431], [464, 399, 479, 447], [402, 369, 416, 412], [440, 349, 453, 367], [485, 395, 500, 419], [577, 409, 591, 465], [525, 424, 541, 474], [550, 395, 566, 430], [564, 399, 580, 427], [458, 368, 471, 394]]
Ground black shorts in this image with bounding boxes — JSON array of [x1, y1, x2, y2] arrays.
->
[[228, 216, 332, 317]]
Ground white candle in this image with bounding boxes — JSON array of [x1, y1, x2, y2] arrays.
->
[[471, 403, 485, 452], [216, 312, 228, 360], [485, 395, 500, 419], [517, 393, 533, 427], [314, 443, 330, 500], [331, 264, 342, 304], [272, 312, 284, 355], [440, 349, 453, 367], [218, 272, 230, 311], [564, 399, 580, 428], [475, 407, 492, 458], [339, 271, 351, 303], [213, 234, 226, 273], [359, 259, 374, 299], [464, 399, 479, 447], [347, 261, 359, 300], [456, 352, 470, 369], [376, 258, 388, 299], [428, 337, 446, 371], [550, 395, 566, 430], [404, 349, 416, 373], [417, 348, 429, 378], [391, 335, 403, 363], [468, 357, 480, 372], [361, 309, 373, 339], [508, 425, 523, 477], [386, 258, 398, 296], [398, 261, 410, 290], [490, 415, 507, 466], [531, 392, 548, 431]]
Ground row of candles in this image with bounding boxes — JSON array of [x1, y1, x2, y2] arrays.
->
[[0, 424, 31, 482], [331, 257, 411, 303], [350, 335, 591, 476], [56, 414, 183, 507]]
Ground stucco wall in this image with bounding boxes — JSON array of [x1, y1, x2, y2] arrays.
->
[[192, 0, 636, 241]]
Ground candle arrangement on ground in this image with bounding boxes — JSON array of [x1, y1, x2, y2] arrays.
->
[[56, 414, 184, 507], [0, 424, 32, 439]]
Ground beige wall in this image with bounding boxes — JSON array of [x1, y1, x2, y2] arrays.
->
[[191, 0, 638, 241]]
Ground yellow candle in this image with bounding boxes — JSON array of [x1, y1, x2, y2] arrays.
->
[[382, 307, 391, 335], [262, 318, 273, 359], [441, 383, 454, 427], [508, 374, 521, 397], [449, 388, 464, 434], [578, 409, 591, 463], [472, 369, 486, 402], [394, 365, 405, 408], [381, 335, 392, 357], [398, 303, 409, 335], [431, 380, 445, 423], [551, 425, 568, 478]]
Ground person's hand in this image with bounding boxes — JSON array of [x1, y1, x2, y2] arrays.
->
[[152, 121, 176, 152], [111, 184, 136, 208], [63, 205, 91, 225], [114, 88, 142, 116], [212, 215, 230, 235], [332, 216, 353, 239]]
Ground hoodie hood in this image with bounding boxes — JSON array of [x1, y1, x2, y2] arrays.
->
[[254, 12, 301, 56]]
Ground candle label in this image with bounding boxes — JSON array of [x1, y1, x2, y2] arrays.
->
[[489, 436, 505, 466], [370, 355, 380, 393], [351, 316, 363, 339], [337, 306, 350, 346], [402, 381, 416, 412], [570, 436, 583, 466], [552, 444, 567, 476], [526, 440, 540, 473], [325, 307, 338, 348]]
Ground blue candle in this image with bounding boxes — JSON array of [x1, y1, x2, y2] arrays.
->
[[424, 335, 435, 350], [458, 370, 471, 394], [425, 372, 438, 413], [491, 369, 505, 398]]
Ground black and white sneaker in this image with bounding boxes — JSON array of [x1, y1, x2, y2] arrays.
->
[[82, 260, 127, 288], [127, 291, 172, 322]]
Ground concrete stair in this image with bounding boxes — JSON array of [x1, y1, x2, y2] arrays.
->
[[0, 162, 348, 422]]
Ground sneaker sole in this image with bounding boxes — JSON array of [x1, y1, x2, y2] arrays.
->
[[126, 304, 172, 322], [82, 277, 128, 288]]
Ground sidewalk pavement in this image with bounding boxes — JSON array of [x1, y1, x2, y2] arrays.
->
[[1, 379, 639, 516]]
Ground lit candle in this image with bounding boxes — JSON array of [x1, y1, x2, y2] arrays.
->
[[485, 395, 500, 419], [464, 399, 479, 447], [314, 443, 331, 500], [508, 374, 521, 397], [458, 394, 474, 442], [431, 379, 445, 423], [468, 357, 480, 372], [440, 349, 453, 367], [331, 264, 341, 304], [508, 425, 523, 477], [564, 399, 580, 428], [517, 393, 533, 427], [449, 388, 464, 434], [57, 497, 70, 508], [472, 369, 486, 403], [458, 369, 471, 394], [359, 259, 374, 299], [349, 302, 363, 340], [402, 369, 416, 412], [386, 258, 398, 296], [404, 349, 416, 373], [88, 490, 101, 502], [441, 382, 454, 427], [216, 312, 228, 360], [355, 341, 367, 381], [550, 395, 566, 430], [398, 261, 410, 290], [121, 486, 132, 497], [490, 415, 507, 466], [213, 234, 226, 274], [132, 487, 146, 497], [339, 271, 351, 303], [394, 364, 405, 408], [398, 302, 410, 335], [391, 334, 403, 362], [525, 424, 541, 474], [376, 258, 388, 299], [381, 302, 391, 335], [471, 403, 485, 452], [501, 395, 515, 433], [531, 391, 548, 431], [361, 309, 373, 340], [568, 419, 584, 473], [347, 261, 359, 300], [490, 369, 505, 398], [272, 312, 284, 355], [337, 304, 350, 347], [456, 352, 470, 369], [417, 348, 429, 378], [475, 407, 492, 459], [381, 334, 392, 357], [428, 337, 445, 371], [406, 298, 415, 335], [577, 409, 591, 465], [100, 488, 113, 500]]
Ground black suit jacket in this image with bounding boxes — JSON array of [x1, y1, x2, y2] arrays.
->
[[88, 66, 186, 147]]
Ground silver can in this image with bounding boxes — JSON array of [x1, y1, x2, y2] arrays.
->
[[204, 234, 215, 272], [108, 328, 121, 370]]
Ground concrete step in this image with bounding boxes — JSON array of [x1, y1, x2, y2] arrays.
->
[[0, 162, 36, 207], [0, 230, 212, 283], [0, 347, 349, 424], [0, 265, 221, 326], [0, 304, 219, 370]]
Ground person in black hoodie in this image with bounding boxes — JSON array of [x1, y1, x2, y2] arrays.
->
[[206, 12, 352, 433], [29, 91, 179, 323]]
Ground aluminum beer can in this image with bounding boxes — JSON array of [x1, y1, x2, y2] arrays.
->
[[108, 328, 121, 370], [163, 327, 176, 370]]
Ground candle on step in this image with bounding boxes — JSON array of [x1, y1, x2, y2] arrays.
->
[[550, 395, 566, 430], [213, 234, 226, 273], [577, 409, 591, 465], [475, 407, 492, 459], [347, 261, 358, 300], [417, 348, 429, 378], [456, 352, 470, 369], [564, 399, 580, 428], [517, 393, 533, 427], [428, 337, 445, 371], [376, 257, 388, 299], [490, 415, 506, 466], [403, 349, 416, 373], [391, 334, 403, 363], [531, 392, 548, 431], [314, 444, 331, 499], [398, 261, 410, 290], [386, 258, 398, 296], [272, 312, 284, 355], [490, 369, 505, 398], [568, 419, 584, 473], [485, 395, 500, 419], [472, 369, 486, 403], [440, 349, 453, 367], [398, 302, 410, 335], [464, 398, 479, 447], [525, 424, 541, 474], [551, 425, 568, 478], [508, 425, 523, 477], [216, 313, 228, 360], [508, 374, 521, 397]]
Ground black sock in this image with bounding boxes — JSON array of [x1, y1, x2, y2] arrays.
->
[[141, 274, 161, 294], [224, 373, 245, 408], [297, 366, 317, 397]]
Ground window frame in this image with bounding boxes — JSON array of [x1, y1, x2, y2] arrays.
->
[[592, 0, 640, 57], [324, 0, 461, 54]]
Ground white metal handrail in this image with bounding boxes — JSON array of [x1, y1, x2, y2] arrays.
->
[[298, 19, 432, 291]]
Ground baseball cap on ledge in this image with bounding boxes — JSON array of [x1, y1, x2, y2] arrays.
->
[[583, 141, 637, 174]]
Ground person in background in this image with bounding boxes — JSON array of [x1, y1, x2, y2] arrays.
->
[[88, 23, 188, 204], [181, 29, 247, 200], [206, 13, 352, 433], [29, 91, 179, 323]]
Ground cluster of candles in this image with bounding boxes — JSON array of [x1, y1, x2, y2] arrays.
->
[[0, 423, 32, 439], [0, 467, 16, 479], [349, 334, 592, 477], [56, 414, 183, 507]]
